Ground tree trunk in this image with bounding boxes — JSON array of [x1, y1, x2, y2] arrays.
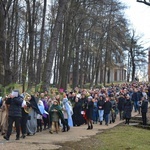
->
[[12, 0, 19, 83], [26, 0, 36, 90], [0, 2, 5, 85], [36, 0, 47, 84], [42, 0, 68, 91], [107, 68, 110, 83], [0, 1, 12, 85]]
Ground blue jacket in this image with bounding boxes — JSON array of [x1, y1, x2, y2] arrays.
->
[[132, 92, 142, 102], [6, 95, 23, 117]]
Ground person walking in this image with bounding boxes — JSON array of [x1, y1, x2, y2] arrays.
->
[[131, 88, 141, 112], [117, 93, 125, 120], [124, 94, 132, 125], [141, 95, 148, 126], [61, 95, 73, 131], [103, 96, 112, 126], [110, 95, 117, 123], [85, 96, 94, 130], [97, 95, 105, 125], [3, 90, 23, 140], [92, 98, 98, 124], [49, 100, 61, 134]]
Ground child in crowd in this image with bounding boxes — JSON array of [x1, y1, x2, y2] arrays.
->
[[49, 100, 62, 134]]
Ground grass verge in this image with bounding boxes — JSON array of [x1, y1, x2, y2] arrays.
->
[[58, 125, 150, 150]]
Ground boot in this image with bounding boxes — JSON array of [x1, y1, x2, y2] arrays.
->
[[87, 126, 91, 130], [100, 121, 102, 125], [67, 125, 70, 131], [37, 128, 39, 132], [21, 134, 26, 139], [3, 135, 9, 141], [91, 124, 93, 129], [49, 130, 53, 134], [16, 135, 20, 140], [62, 126, 66, 132]]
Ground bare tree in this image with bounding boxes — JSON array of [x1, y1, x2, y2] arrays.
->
[[42, 0, 68, 91], [0, 0, 13, 86], [137, 0, 150, 6], [36, 0, 47, 85]]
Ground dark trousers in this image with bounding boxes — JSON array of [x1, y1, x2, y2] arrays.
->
[[37, 119, 42, 131], [104, 113, 110, 125], [61, 118, 69, 131], [21, 115, 28, 135], [49, 115, 52, 128], [134, 101, 139, 112], [125, 118, 130, 124], [92, 110, 98, 123], [142, 112, 147, 125], [63, 119, 68, 130], [43, 115, 50, 129], [7, 116, 21, 138]]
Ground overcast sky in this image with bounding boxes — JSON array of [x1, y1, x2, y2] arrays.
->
[[120, 0, 150, 48]]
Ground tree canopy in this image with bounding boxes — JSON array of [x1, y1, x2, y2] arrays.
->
[[0, 0, 147, 92]]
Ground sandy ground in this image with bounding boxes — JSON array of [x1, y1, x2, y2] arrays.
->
[[0, 110, 148, 150]]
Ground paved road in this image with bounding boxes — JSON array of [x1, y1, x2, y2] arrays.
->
[[0, 111, 141, 150]]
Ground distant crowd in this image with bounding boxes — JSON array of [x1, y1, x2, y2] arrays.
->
[[0, 82, 149, 141]]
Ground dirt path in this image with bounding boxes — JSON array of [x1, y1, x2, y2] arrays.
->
[[0, 111, 143, 150]]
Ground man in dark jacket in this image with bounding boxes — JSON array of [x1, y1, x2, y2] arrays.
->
[[132, 88, 142, 112], [103, 96, 112, 126], [3, 90, 23, 140], [141, 96, 148, 125], [117, 93, 125, 120]]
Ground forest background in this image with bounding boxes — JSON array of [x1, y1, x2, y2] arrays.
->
[[0, 0, 148, 95]]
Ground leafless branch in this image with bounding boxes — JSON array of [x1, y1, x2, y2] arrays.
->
[[137, 0, 150, 6]]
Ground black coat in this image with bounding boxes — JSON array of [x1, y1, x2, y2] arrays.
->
[[141, 100, 148, 113], [80, 97, 87, 110], [97, 99, 105, 110], [72, 102, 84, 126], [132, 92, 142, 102], [118, 96, 125, 111], [6, 95, 23, 117], [103, 101, 112, 114], [30, 95, 41, 115], [85, 101, 94, 120], [124, 99, 132, 119]]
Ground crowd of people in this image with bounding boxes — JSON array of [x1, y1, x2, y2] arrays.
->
[[0, 82, 149, 141]]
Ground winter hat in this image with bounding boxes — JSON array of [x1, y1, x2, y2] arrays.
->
[[11, 89, 19, 97], [88, 96, 93, 99]]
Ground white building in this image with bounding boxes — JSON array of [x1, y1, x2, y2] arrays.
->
[[98, 63, 127, 83]]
